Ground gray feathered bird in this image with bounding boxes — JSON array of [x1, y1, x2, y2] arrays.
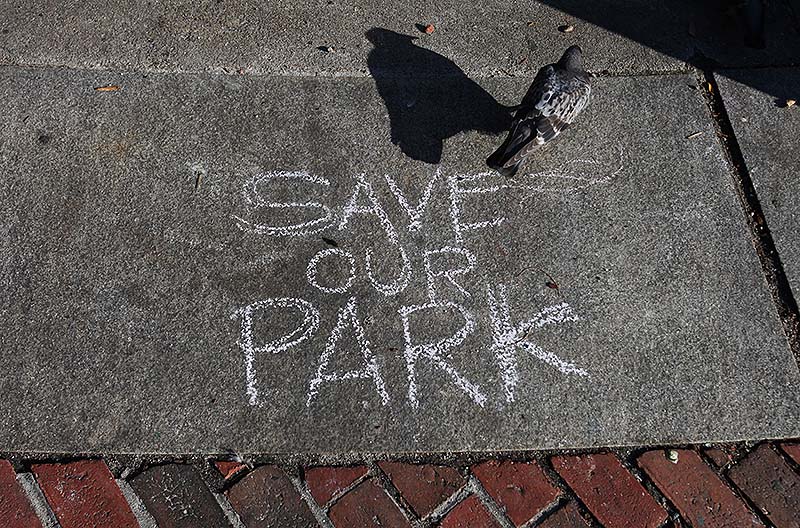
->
[[487, 45, 591, 177]]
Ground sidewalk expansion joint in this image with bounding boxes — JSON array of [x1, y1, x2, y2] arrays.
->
[[2, 437, 795, 472], [0, 59, 704, 82], [696, 62, 800, 365]]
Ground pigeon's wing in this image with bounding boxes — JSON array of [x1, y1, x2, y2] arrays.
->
[[485, 66, 554, 174], [487, 64, 591, 177], [489, 71, 590, 173], [520, 65, 556, 108], [531, 73, 591, 144]]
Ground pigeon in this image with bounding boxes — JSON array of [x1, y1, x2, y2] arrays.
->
[[487, 45, 591, 177]]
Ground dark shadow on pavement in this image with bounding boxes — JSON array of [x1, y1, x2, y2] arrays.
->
[[536, 0, 800, 100], [365, 28, 512, 164]]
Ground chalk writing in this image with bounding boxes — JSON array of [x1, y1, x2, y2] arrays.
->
[[365, 244, 412, 297], [307, 297, 390, 406], [340, 173, 412, 297], [307, 248, 356, 294], [423, 246, 476, 303], [487, 284, 588, 403], [232, 150, 622, 409], [384, 168, 439, 232], [398, 301, 485, 408], [234, 298, 320, 406], [448, 172, 506, 246], [233, 171, 335, 237]]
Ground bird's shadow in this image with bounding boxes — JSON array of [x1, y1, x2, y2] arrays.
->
[[365, 28, 512, 165]]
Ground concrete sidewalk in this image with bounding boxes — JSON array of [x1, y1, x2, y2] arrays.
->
[[1, 1, 799, 456]]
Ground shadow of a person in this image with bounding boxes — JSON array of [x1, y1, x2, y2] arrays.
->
[[366, 28, 512, 164]]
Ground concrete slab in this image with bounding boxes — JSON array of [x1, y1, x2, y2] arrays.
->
[[0, 1, 686, 77], [0, 0, 684, 75], [2, 1, 798, 79], [717, 68, 800, 301], [1, 65, 798, 454]]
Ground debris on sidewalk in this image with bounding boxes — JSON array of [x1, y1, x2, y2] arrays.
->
[[559, 24, 575, 33], [94, 85, 120, 92]]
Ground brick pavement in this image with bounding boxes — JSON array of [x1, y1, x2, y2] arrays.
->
[[1, 440, 798, 527]]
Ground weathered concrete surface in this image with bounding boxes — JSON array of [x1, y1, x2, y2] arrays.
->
[[0, 2, 668, 76], [0, 65, 798, 454], [717, 68, 800, 299], [0, 1, 678, 76], [3, 1, 797, 78]]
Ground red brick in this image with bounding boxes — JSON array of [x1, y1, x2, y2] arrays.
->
[[781, 443, 800, 466], [728, 444, 800, 528], [0, 460, 42, 528], [214, 461, 247, 481], [227, 465, 316, 528], [472, 460, 560, 527], [379, 462, 465, 517], [130, 463, 228, 528], [439, 495, 501, 528], [32, 460, 137, 528], [329, 478, 411, 528], [638, 449, 764, 528], [552, 453, 667, 528], [704, 447, 732, 467], [538, 502, 591, 528], [305, 465, 368, 506]]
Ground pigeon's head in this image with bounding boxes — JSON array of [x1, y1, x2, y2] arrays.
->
[[365, 28, 418, 48], [558, 45, 584, 71]]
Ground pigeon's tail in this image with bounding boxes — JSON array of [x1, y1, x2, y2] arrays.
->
[[486, 117, 542, 177], [486, 158, 522, 178], [486, 132, 537, 177], [486, 150, 523, 177]]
